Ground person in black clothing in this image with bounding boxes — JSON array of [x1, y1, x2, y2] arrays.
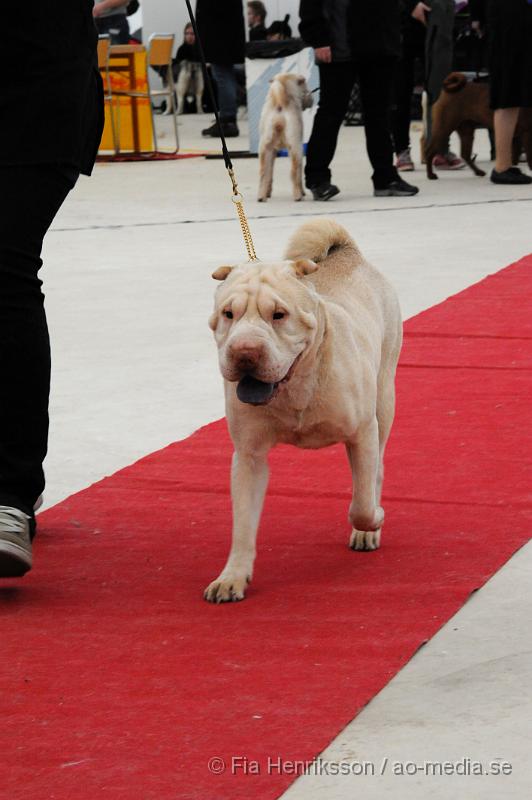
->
[[247, 1, 268, 40], [392, 3, 428, 170], [176, 22, 201, 63], [470, 0, 532, 184], [300, 0, 419, 198], [197, 0, 246, 138], [0, 1, 104, 577]]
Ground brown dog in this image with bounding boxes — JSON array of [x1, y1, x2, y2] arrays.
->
[[425, 72, 532, 179]]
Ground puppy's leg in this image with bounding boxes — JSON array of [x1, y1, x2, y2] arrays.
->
[[204, 449, 269, 602], [258, 144, 275, 202], [289, 148, 304, 201], [457, 123, 485, 176], [346, 418, 384, 551]]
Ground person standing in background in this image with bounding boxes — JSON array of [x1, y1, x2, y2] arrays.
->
[[470, 0, 532, 184], [93, 0, 130, 45], [394, 1, 465, 171], [248, 1, 268, 40], [0, 1, 104, 577], [197, 0, 246, 138], [300, 0, 419, 198]]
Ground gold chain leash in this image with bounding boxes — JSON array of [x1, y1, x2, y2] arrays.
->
[[228, 168, 259, 263]]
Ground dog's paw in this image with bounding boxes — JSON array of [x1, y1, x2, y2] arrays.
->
[[257, 196, 267, 203], [428, 173, 439, 180], [350, 528, 381, 551], [204, 572, 250, 603]]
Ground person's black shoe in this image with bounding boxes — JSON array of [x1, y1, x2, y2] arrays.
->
[[490, 167, 532, 185], [202, 121, 239, 138], [309, 182, 340, 201], [374, 177, 419, 197], [0, 506, 33, 577]]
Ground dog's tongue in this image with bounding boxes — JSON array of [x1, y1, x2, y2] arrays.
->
[[237, 375, 275, 405]]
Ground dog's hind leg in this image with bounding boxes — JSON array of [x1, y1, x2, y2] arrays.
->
[[346, 418, 385, 551], [289, 148, 304, 201], [195, 72, 204, 114], [176, 71, 187, 115], [457, 122, 486, 176], [204, 448, 270, 602], [258, 145, 275, 202]]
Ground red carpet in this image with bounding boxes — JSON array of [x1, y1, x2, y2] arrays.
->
[[1, 257, 531, 800]]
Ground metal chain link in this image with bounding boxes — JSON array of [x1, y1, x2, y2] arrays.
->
[[228, 169, 259, 262]]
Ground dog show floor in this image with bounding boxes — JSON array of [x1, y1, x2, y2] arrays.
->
[[2, 115, 531, 799]]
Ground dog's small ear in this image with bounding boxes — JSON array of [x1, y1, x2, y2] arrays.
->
[[292, 258, 318, 278], [212, 265, 234, 281]]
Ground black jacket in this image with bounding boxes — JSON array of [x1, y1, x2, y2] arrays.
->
[[0, 1, 103, 174], [299, 0, 418, 60], [196, 0, 245, 65]]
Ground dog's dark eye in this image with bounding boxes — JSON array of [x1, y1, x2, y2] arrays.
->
[[273, 311, 285, 320], [224, 310, 233, 320]]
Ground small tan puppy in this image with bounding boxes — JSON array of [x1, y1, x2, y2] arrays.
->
[[205, 219, 402, 603], [258, 73, 314, 202]]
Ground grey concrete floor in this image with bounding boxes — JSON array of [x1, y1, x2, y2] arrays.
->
[[43, 113, 532, 799]]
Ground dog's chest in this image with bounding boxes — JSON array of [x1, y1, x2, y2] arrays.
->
[[273, 406, 357, 449]]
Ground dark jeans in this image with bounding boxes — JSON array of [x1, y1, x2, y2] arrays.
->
[[0, 165, 78, 519], [305, 58, 399, 190], [392, 37, 425, 154], [210, 64, 238, 121], [95, 14, 130, 45]]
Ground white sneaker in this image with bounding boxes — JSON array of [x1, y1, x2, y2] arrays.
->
[[0, 506, 33, 577]]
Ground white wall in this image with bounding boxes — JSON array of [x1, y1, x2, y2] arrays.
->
[[141, 0, 302, 50]]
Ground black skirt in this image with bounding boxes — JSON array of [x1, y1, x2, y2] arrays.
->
[[488, 0, 532, 109]]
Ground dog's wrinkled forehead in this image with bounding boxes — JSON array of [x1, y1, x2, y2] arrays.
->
[[214, 260, 315, 297], [213, 262, 294, 310]]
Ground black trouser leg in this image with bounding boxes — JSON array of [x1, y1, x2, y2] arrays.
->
[[305, 62, 356, 188], [358, 58, 398, 189], [392, 45, 417, 154], [0, 165, 77, 519], [392, 37, 425, 155]]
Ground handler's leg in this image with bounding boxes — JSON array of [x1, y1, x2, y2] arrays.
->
[[204, 449, 270, 602], [0, 164, 78, 576], [346, 418, 384, 552]]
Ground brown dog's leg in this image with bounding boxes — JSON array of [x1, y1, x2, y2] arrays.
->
[[457, 123, 486, 176], [425, 139, 439, 180]]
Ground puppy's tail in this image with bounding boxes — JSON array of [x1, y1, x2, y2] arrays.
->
[[284, 218, 360, 264], [443, 72, 467, 94]]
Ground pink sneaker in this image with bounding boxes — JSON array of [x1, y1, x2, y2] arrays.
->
[[396, 148, 415, 171], [432, 152, 466, 170]]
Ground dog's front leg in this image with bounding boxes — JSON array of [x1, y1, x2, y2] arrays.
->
[[204, 449, 270, 602], [346, 418, 384, 551]]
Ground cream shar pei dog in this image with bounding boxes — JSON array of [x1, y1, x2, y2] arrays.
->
[[205, 219, 402, 602]]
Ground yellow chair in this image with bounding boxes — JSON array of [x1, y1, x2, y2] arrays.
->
[[113, 33, 179, 153], [97, 35, 119, 154]]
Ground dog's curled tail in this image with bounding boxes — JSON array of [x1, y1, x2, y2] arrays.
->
[[443, 72, 467, 94], [284, 218, 359, 264]]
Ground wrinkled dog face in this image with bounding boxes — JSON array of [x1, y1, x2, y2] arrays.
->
[[209, 260, 319, 405]]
